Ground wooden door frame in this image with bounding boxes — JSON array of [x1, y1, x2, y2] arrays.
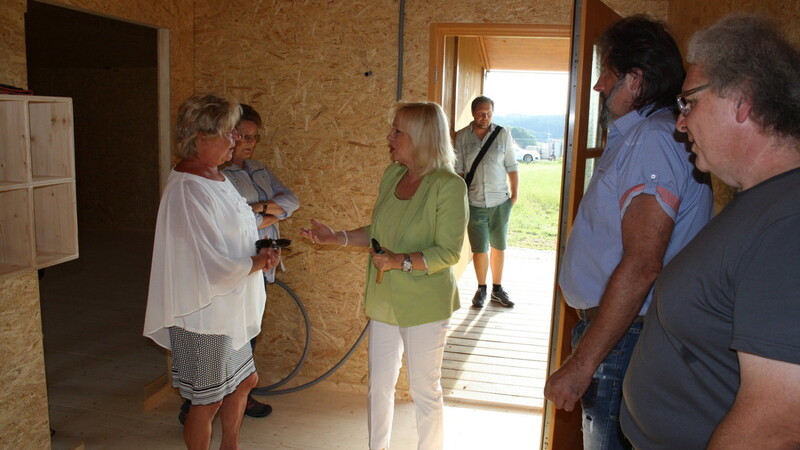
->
[[428, 21, 573, 449], [157, 28, 171, 194], [427, 23, 571, 106], [543, 0, 621, 448]]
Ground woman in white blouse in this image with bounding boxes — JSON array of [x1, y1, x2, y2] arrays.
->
[[143, 94, 280, 449]]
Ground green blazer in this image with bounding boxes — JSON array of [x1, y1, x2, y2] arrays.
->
[[363, 163, 468, 327]]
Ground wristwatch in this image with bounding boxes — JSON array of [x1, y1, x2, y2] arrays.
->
[[402, 254, 413, 273]]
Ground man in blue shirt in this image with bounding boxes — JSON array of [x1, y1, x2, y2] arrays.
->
[[543, 15, 713, 450], [454, 96, 519, 308]]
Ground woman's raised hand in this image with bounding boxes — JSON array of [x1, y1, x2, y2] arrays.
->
[[300, 219, 338, 245]]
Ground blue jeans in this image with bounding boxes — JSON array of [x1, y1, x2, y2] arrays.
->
[[571, 319, 641, 450]]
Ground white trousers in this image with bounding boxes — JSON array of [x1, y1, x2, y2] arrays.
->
[[368, 319, 449, 450]]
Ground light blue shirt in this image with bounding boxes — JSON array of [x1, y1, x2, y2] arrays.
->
[[559, 107, 713, 314], [221, 159, 299, 282], [454, 122, 518, 208]]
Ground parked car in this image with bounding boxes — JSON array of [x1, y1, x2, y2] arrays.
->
[[514, 145, 541, 163]]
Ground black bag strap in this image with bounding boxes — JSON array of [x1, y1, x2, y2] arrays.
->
[[464, 126, 503, 188]]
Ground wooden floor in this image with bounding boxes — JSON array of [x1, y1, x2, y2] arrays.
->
[[40, 229, 544, 449], [443, 248, 556, 409]]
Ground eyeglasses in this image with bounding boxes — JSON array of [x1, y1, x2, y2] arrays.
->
[[240, 134, 260, 143], [224, 128, 242, 140], [676, 84, 710, 116]]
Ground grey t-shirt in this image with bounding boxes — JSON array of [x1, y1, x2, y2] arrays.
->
[[621, 168, 800, 449]]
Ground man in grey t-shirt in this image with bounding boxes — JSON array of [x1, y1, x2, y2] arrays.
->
[[621, 15, 800, 448]]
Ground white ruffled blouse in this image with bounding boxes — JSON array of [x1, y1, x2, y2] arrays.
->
[[143, 170, 266, 351]]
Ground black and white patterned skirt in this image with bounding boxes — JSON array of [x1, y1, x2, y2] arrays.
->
[[168, 326, 256, 405]]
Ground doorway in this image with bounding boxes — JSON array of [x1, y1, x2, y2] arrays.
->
[[428, 24, 570, 413], [25, 1, 163, 443], [25, 1, 161, 232]]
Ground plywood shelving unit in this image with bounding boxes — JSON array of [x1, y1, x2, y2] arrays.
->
[[0, 94, 78, 280]]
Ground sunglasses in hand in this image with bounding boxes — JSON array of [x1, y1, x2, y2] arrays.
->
[[255, 238, 292, 251]]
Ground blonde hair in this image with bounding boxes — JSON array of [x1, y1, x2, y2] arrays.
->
[[389, 102, 455, 176], [175, 94, 241, 160]]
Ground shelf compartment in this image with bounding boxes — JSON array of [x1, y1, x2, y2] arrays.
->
[[33, 182, 79, 269], [0, 188, 34, 278], [0, 99, 31, 186], [29, 99, 75, 182], [0, 95, 78, 280]]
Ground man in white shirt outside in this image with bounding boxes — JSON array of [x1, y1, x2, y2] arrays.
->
[[454, 96, 519, 308]]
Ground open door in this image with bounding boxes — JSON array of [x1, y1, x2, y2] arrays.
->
[[428, 23, 571, 134], [542, 0, 620, 448]]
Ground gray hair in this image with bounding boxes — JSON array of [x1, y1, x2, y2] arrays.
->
[[175, 94, 241, 160], [687, 15, 800, 141]]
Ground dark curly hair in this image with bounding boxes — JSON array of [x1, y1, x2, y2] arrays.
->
[[597, 14, 685, 114]]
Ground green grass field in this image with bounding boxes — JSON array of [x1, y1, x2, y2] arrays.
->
[[508, 161, 563, 251]]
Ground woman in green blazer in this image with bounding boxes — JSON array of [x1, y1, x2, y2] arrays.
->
[[301, 102, 468, 450]]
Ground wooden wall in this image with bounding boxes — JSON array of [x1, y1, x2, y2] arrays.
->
[[669, 0, 799, 48], [0, 0, 27, 89], [668, 0, 800, 212], [0, 271, 49, 449], [0, 0, 193, 446], [454, 37, 485, 132], [192, 0, 668, 392]]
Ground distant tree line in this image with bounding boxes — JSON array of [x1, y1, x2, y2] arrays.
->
[[495, 114, 566, 147], [507, 126, 536, 147]]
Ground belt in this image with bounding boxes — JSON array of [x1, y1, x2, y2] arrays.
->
[[576, 307, 645, 323]]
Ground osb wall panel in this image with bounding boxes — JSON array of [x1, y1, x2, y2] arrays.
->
[[193, 0, 668, 391], [194, 0, 401, 391], [668, 0, 800, 213], [0, 0, 27, 89], [0, 271, 50, 450], [668, 0, 799, 49]]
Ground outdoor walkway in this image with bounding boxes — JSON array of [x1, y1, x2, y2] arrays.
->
[[442, 247, 556, 410]]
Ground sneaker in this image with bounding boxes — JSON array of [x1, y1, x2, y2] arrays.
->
[[491, 288, 515, 307], [471, 289, 487, 308], [244, 395, 273, 418]]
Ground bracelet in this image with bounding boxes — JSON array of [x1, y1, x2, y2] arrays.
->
[[262, 201, 268, 213], [340, 230, 349, 247]]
